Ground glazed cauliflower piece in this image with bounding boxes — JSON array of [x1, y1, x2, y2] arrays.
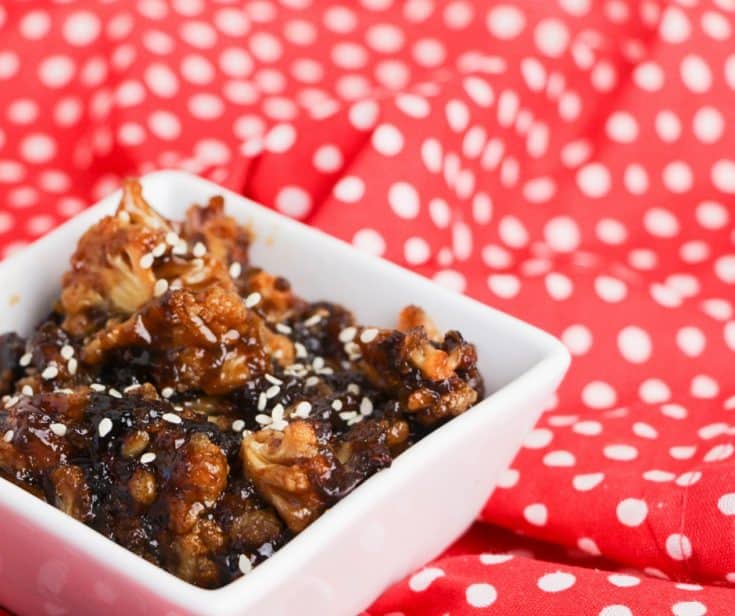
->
[[241, 421, 330, 533], [354, 322, 484, 426], [59, 180, 172, 336]]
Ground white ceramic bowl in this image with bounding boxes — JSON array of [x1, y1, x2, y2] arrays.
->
[[0, 171, 569, 616]]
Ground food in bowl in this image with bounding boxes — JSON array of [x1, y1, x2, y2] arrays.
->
[[0, 180, 484, 589]]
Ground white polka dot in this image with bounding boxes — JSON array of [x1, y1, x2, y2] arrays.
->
[[372, 124, 404, 156], [387, 182, 420, 219], [715, 255, 735, 283], [188, 93, 224, 120], [670, 445, 697, 460], [693, 107, 724, 143], [465, 583, 497, 608], [662, 161, 692, 193], [486, 5, 526, 39], [631, 422, 658, 440], [148, 110, 181, 140], [333, 176, 365, 203], [413, 38, 446, 67], [599, 606, 633, 616], [20, 134, 56, 164], [543, 450, 576, 467], [275, 186, 312, 218], [488, 274, 521, 299], [534, 19, 569, 57], [463, 76, 494, 107], [608, 574, 640, 588], [712, 160, 735, 193], [671, 601, 707, 616], [498, 216, 528, 248], [538, 571, 576, 592], [249, 32, 282, 63], [409, 567, 444, 591], [446, 100, 470, 132], [676, 471, 702, 487], [559, 92, 581, 121], [726, 321, 735, 351], [544, 217, 580, 253], [144, 63, 179, 98], [644, 208, 679, 238], [63, 11, 101, 46], [20, 10, 51, 40], [523, 428, 553, 449], [38, 56, 76, 88], [404, 237, 431, 265], [577, 537, 601, 556], [659, 6, 691, 43], [606, 111, 638, 143], [596, 218, 628, 245], [497, 468, 520, 488], [577, 163, 611, 198], [634, 61, 665, 91], [616, 498, 648, 526], [643, 470, 676, 482], [561, 324, 592, 358], [696, 201, 729, 229], [702, 10, 731, 40], [594, 276, 627, 303], [263, 124, 295, 154], [617, 326, 652, 363], [352, 228, 385, 256], [639, 378, 671, 404], [681, 55, 712, 93], [573, 472, 604, 491], [545, 273, 573, 301], [716, 493, 735, 516], [180, 54, 215, 84], [605, 445, 639, 462], [312, 145, 343, 173], [523, 503, 548, 526], [433, 270, 466, 293], [395, 94, 430, 119], [691, 374, 719, 399], [582, 381, 617, 408], [677, 327, 706, 357]]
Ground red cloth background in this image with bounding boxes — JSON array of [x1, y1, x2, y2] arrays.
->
[[1, 1, 735, 614]]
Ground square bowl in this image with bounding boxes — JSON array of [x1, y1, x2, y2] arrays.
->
[[0, 170, 569, 616]]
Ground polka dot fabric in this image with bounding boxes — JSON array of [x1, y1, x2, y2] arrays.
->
[[1, 1, 734, 614]]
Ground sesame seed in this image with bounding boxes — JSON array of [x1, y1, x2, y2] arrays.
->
[[232, 419, 245, 432], [255, 414, 272, 426], [109, 388, 123, 399], [245, 292, 261, 308], [174, 438, 185, 449], [165, 231, 179, 246], [347, 415, 363, 426], [98, 418, 113, 438], [305, 376, 320, 387], [90, 383, 106, 392], [331, 400, 343, 411], [67, 358, 78, 375], [295, 343, 307, 358], [229, 262, 242, 279], [124, 384, 141, 393], [41, 366, 58, 380], [312, 357, 325, 371], [162, 413, 182, 425], [294, 401, 312, 418], [19, 353, 32, 367], [347, 383, 360, 395], [172, 239, 188, 255], [154, 278, 169, 297], [5, 396, 19, 408], [339, 327, 357, 343], [21, 385, 33, 396], [224, 329, 240, 341], [238, 555, 252, 575], [170, 279, 184, 290], [55, 388, 74, 395], [173, 405, 183, 412], [271, 420, 288, 431], [49, 423, 67, 437], [360, 328, 379, 343], [272, 404, 285, 421], [257, 392, 267, 411], [60, 345, 75, 360], [317, 367, 334, 375], [139, 253, 154, 269], [360, 397, 373, 416], [140, 452, 156, 464], [3, 430, 14, 443], [152, 242, 167, 257], [265, 374, 283, 385], [161, 387, 174, 399], [275, 323, 292, 334], [192, 242, 207, 258], [303, 313, 322, 327], [339, 411, 358, 421], [265, 385, 280, 399]]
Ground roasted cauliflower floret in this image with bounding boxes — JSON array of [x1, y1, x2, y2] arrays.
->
[[242, 421, 330, 532], [397, 305, 441, 343], [355, 324, 484, 426], [181, 195, 250, 268], [244, 270, 298, 321], [82, 285, 272, 394], [59, 180, 171, 336], [50, 465, 93, 522]]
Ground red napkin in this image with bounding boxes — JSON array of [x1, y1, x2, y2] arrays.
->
[[1, 1, 735, 614]]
